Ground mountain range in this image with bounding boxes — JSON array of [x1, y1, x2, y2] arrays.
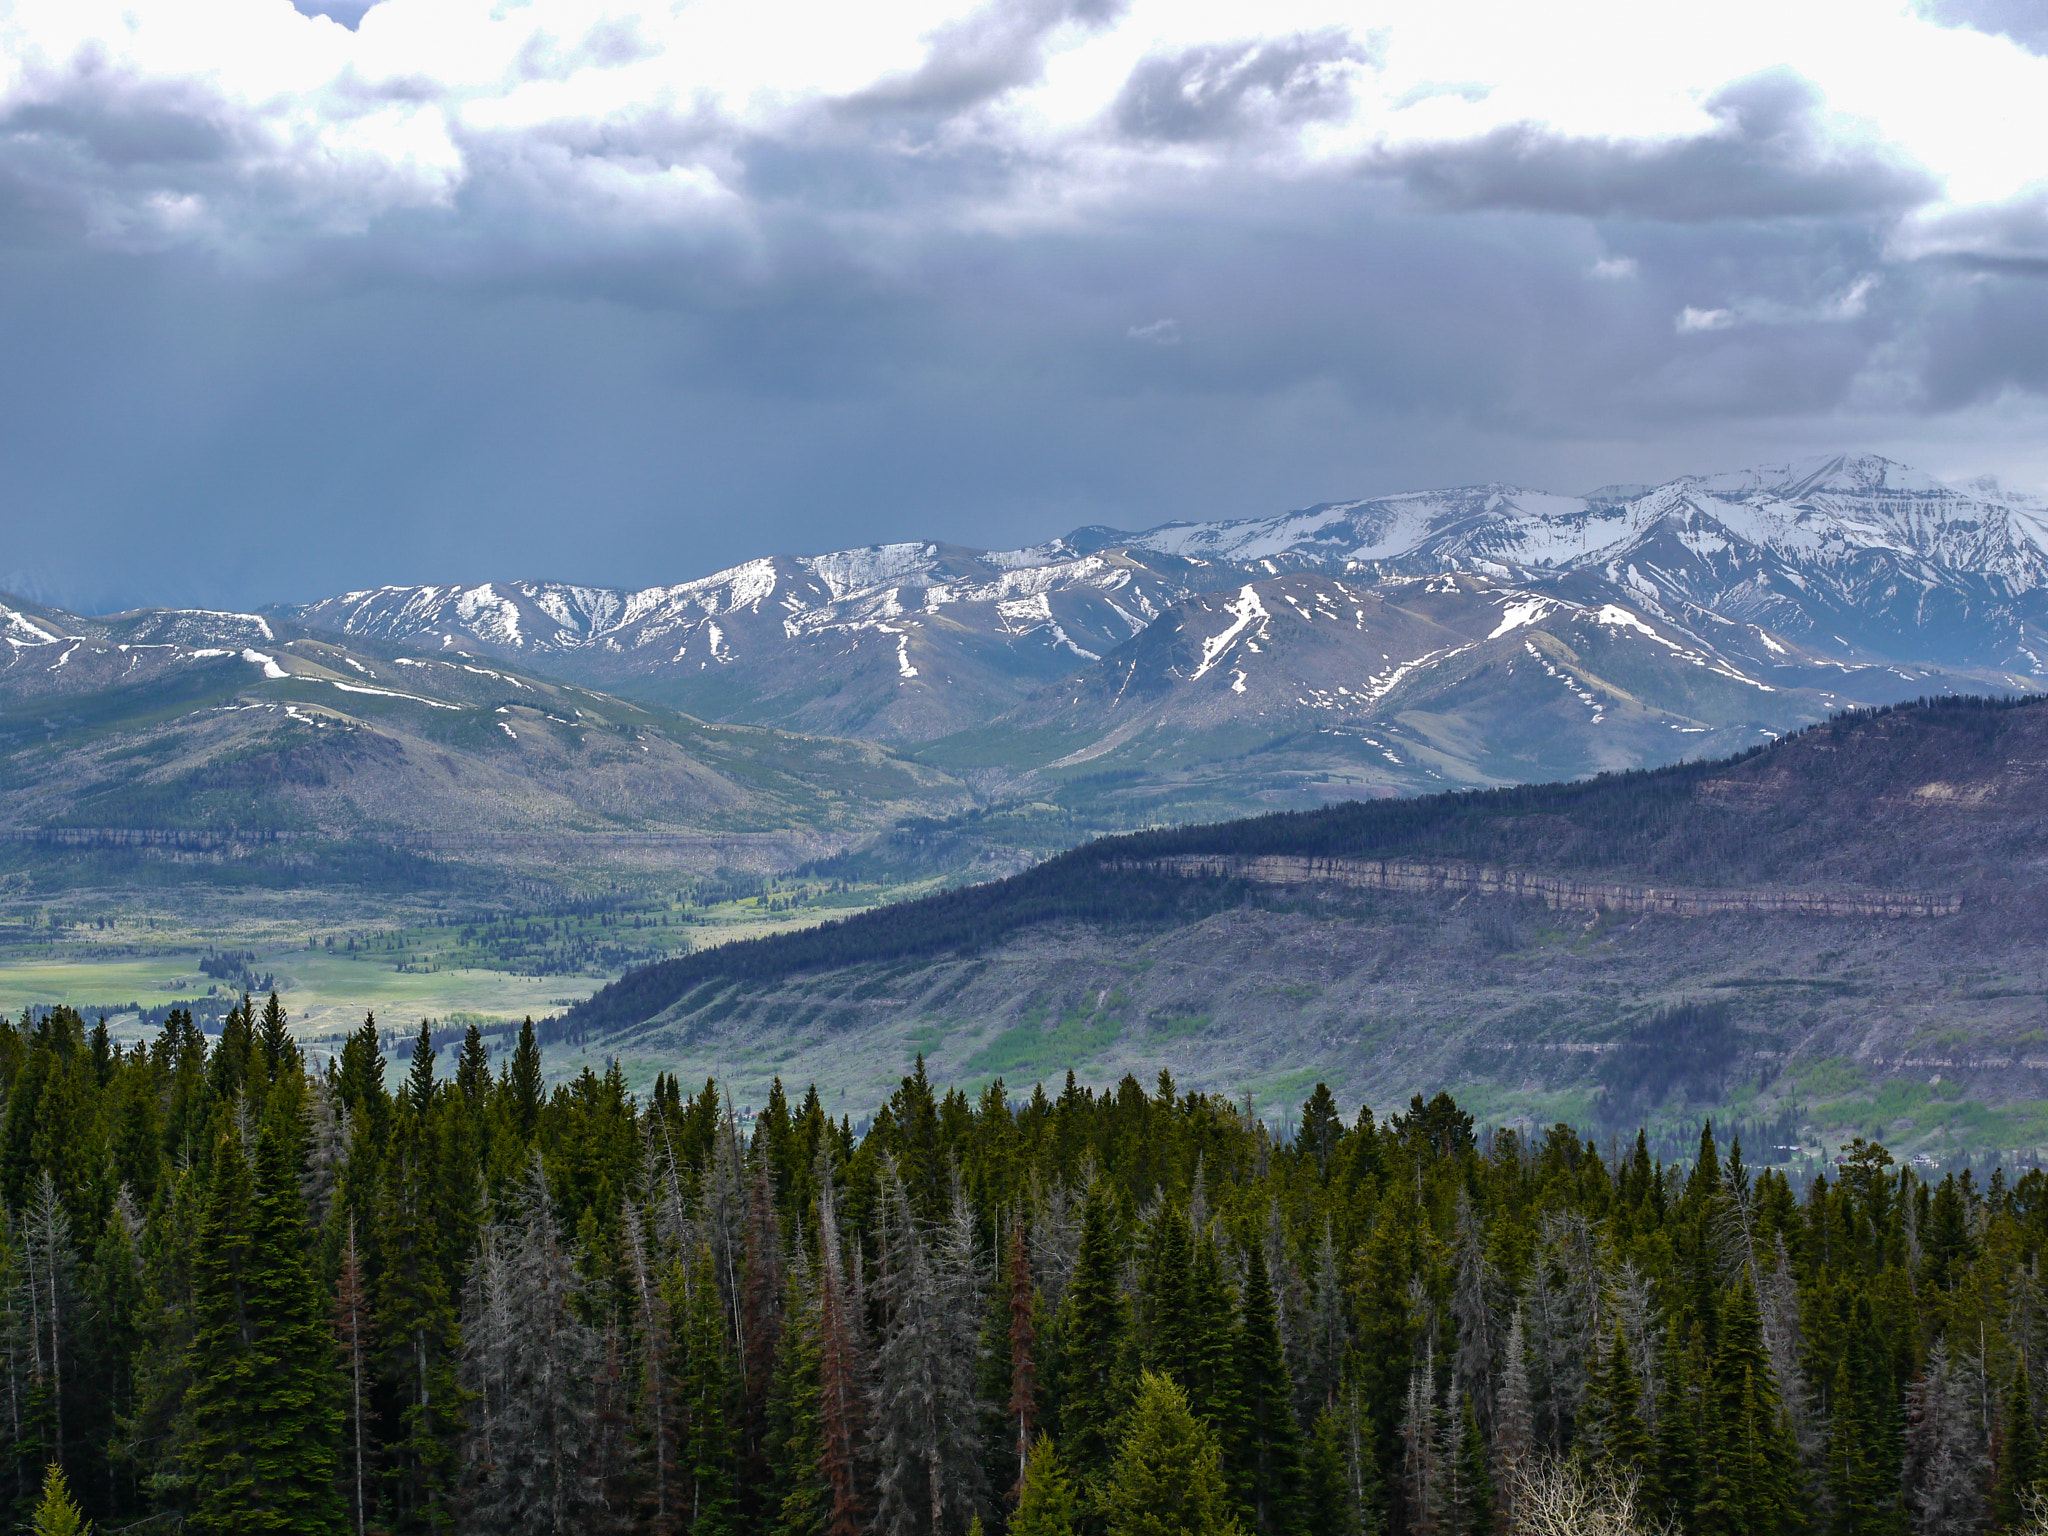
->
[[285, 453, 2048, 809], [6, 452, 2048, 883]]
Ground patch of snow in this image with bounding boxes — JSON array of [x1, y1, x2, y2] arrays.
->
[[242, 649, 288, 680], [895, 632, 919, 679], [327, 680, 461, 710], [189, 648, 233, 658], [1488, 598, 1551, 639], [1190, 586, 1270, 681]]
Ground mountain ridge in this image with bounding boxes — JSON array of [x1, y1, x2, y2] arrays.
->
[[540, 694, 2048, 1143]]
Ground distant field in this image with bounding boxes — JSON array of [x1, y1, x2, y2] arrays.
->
[[0, 879, 917, 1049], [0, 949, 604, 1041]]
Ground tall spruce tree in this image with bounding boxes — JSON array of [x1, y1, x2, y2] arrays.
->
[[185, 1103, 344, 1535], [1223, 1238, 1302, 1536], [1051, 1187, 1129, 1499]]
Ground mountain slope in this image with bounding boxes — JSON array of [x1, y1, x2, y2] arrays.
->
[[0, 615, 969, 890], [548, 697, 2048, 1149]]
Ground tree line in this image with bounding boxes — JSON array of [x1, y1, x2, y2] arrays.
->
[[3, 995, 2048, 1533]]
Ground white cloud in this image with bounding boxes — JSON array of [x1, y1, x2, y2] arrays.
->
[[1676, 275, 1884, 334], [1127, 316, 1181, 343], [0, 0, 2044, 269], [1589, 255, 1637, 279]]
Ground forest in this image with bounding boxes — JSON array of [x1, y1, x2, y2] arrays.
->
[[0, 996, 2045, 1534]]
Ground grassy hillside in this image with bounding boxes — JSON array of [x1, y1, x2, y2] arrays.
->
[[546, 695, 2048, 1158]]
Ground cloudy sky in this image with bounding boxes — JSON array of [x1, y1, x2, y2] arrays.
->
[[6, 0, 2048, 608]]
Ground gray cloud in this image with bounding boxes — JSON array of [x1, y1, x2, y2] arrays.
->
[[1378, 69, 1938, 222], [1918, 0, 2048, 53], [0, 159, 2026, 615], [845, 0, 1125, 116], [1113, 30, 1376, 143], [0, 6, 2045, 612]]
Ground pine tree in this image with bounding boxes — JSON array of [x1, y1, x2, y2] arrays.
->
[[1052, 1187, 1129, 1495], [1694, 1279, 1800, 1536], [1138, 1204, 1195, 1388], [1184, 1225, 1237, 1428], [1300, 1408, 1361, 1536], [185, 1105, 345, 1535], [1224, 1237, 1303, 1536], [1584, 1323, 1649, 1481], [30, 1462, 87, 1535], [1643, 1321, 1698, 1525], [1995, 1361, 2040, 1532], [1012, 1434, 1080, 1536], [1103, 1374, 1244, 1536], [765, 1253, 826, 1536], [1822, 1291, 1896, 1536], [676, 1244, 739, 1536], [373, 1053, 462, 1534]]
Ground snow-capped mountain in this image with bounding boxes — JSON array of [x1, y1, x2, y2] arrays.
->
[[292, 544, 1191, 739], [281, 455, 2048, 756], [7, 452, 2046, 835]]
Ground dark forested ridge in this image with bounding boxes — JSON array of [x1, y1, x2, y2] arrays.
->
[[9, 992, 2048, 1535], [558, 695, 2048, 1042]]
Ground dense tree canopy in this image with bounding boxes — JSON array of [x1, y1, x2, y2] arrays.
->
[[0, 997, 2040, 1534]]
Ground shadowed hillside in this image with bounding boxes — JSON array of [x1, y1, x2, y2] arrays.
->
[[547, 696, 2048, 1157]]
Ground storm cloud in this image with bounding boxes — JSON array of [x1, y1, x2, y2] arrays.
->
[[2, 0, 2048, 611]]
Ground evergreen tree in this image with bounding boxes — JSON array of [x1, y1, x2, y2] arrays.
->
[[1301, 1409, 1359, 1536], [675, 1244, 739, 1536], [1822, 1292, 1897, 1536], [1223, 1238, 1302, 1536], [1643, 1321, 1698, 1525], [765, 1254, 826, 1536], [1995, 1361, 2040, 1532], [1051, 1187, 1129, 1496], [1584, 1323, 1649, 1481], [1103, 1374, 1244, 1536], [1694, 1279, 1800, 1536], [30, 1462, 88, 1536], [1012, 1434, 1080, 1536], [185, 1105, 345, 1535], [373, 1052, 462, 1534]]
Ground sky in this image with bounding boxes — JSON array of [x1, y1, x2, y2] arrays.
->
[[7, 0, 2048, 609]]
